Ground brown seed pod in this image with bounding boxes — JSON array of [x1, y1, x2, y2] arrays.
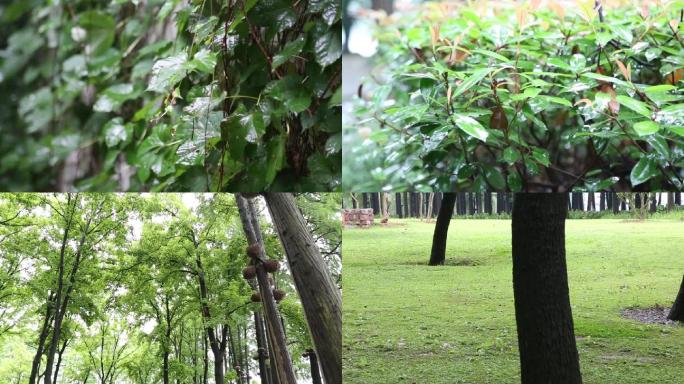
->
[[246, 243, 262, 258], [242, 265, 256, 280], [250, 292, 261, 302], [263, 259, 280, 273], [273, 289, 286, 302]]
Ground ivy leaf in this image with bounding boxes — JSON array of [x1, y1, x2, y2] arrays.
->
[[272, 37, 306, 69], [104, 118, 128, 148], [452, 114, 489, 142], [147, 54, 188, 93], [94, 84, 136, 112], [632, 120, 660, 136], [616, 95, 652, 118], [189, 49, 217, 74], [630, 157, 659, 186], [78, 11, 115, 55], [314, 27, 342, 67], [267, 76, 311, 113]]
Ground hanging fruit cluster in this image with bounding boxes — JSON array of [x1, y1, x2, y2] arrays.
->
[[243, 243, 287, 304]]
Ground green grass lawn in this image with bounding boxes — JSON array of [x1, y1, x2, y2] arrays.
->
[[343, 219, 684, 384]]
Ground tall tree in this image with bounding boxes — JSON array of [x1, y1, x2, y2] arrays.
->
[[236, 195, 297, 384], [429, 193, 457, 266], [512, 194, 582, 384], [264, 193, 342, 384]]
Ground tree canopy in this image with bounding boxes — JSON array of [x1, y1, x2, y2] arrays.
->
[[0, 192, 342, 384], [345, 0, 684, 192]]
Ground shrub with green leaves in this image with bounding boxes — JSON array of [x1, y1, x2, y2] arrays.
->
[[0, 0, 341, 191], [347, 0, 684, 192]]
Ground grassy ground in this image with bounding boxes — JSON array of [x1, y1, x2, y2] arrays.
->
[[343, 218, 684, 383]]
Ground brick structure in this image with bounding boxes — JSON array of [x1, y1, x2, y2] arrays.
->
[[343, 208, 374, 227]]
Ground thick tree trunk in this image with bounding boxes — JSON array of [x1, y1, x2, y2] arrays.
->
[[264, 193, 342, 384], [512, 193, 582, 384], [599, 192, 606, 211], [429, 193, 457, 266], [236, 196, 297, 384], [668, 275, 684, 321], [395, 193, 402, 218], [484, 192, 492, 214], [676, 193, 682, 205]]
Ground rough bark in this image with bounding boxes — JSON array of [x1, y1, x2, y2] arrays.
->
[[236, 195, 297, 384], [512, 193, 582, 384], [668, 275, 684, 321], [264, 193, 342, 384], [429, 193, 457, 266]]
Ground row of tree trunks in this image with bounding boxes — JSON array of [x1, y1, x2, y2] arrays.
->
[[347, 192, 684, 217]]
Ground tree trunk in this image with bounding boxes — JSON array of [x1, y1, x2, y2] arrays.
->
[[668, 275, 684, 322], [429, 193, 457, 266], [52, 337, 69, 384], [306, 349, 323, 384], [587, 193, 595, 211], [264, 193, 342, 384], [512, 193, 582, 384], [45, 202, 91, 384], [254, 312, 270, 384], [675, 193, 682, 205], [29, 293, 55, 384], [395, 193, 402, 218], [236, 196, 297, 384], [599, 192, 606, 211], [484, 192, 492, 214], [403, 192, 409, 218]]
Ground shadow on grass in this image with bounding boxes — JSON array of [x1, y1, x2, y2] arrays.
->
[[400, 257, 485, 267]]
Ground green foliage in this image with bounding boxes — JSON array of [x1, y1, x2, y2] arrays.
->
[[346, 1, 684, 191], [0, 193, 337, 383], [0, 0, 341, 191]]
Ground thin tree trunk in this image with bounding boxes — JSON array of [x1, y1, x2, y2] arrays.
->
[[236, 195, 297, 384], [429, 193, 457, 266], [254, 312, 270, 384], [29, 293, 55, 384], [512, 193, 582, 384], [668, 275, 684, 321], [52, 337, 69, 384], [306, 349, 323, 384], [46, 197, 93, 384], [264, 193, 342, 384]]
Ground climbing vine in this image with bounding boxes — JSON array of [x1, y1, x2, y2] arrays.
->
[[0, 0, 341, 191]]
